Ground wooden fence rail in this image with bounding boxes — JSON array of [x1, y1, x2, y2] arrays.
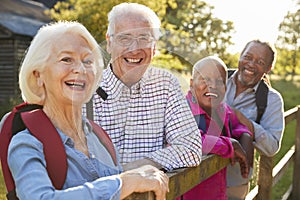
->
[[125, 105, 300, 200]]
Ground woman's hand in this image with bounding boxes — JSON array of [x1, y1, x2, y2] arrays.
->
[[120, 165, 169, 200]]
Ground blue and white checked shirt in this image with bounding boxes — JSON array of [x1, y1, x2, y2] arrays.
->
[[93, 65, 202, 171]]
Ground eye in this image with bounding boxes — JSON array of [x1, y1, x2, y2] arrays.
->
[[116, 35, 131, 45], [61, 57, 73, 63], [82, 59, 93, 67], [257, 60, 266, 67], [243, 55, 251, 60]]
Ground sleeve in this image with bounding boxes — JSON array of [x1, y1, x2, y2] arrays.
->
[[253, 90, 285, 156], [8, 131, 121, 200], [202, 133, 234, 158], [147, 76, 202, 171], [228, 107, 253, 139]]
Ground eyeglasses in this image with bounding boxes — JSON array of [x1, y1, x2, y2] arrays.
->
[[111, 34, 155, 47], [241, 54, 267, 68]]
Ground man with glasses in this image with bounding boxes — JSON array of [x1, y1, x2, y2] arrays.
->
[[225, 40, 285, 200], [92, 2, 202, 172]]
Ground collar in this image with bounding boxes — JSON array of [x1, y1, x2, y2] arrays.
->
[[103, 63, 150, 99]]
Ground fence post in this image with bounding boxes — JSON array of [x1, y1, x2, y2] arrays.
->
[[291, 106, 300, 199], [256, 155, 273, 200]]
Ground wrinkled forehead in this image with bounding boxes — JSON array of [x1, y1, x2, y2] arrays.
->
[[51, 33, 91, 52], [196, 59, 225, 73], [113, 13, 154, 35], [193, 60, 226, 80]]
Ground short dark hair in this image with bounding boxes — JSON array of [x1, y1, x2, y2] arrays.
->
[[240, 39, 277, 68]]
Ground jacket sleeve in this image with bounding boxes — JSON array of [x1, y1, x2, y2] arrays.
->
[[202, 133, 234, 158]]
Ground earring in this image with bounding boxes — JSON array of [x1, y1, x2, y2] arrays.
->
[[192, 94, 197, 104]]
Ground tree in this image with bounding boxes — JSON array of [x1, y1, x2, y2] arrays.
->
[[157, 0, 235, 71], [48, 0, 235, 71], [276, 0, 300, 78]]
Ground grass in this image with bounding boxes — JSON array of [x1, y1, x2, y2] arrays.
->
[[0, 77, 299, 200]]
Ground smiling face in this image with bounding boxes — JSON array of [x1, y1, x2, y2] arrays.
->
[[190, 59, 227, 115], [35, 33, 97, 107], [107, 12, 156, 86], [237, 42, 273, 88]]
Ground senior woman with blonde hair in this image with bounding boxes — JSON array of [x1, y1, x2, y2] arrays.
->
[[4, 21, 168, 200]]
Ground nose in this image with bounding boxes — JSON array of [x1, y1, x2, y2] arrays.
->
[[127, 39, 140, 51], [72, 62, 86, 74], [205, 79, 216, 88]]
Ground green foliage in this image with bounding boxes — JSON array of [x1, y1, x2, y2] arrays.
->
[[276, 1, 300, 77], [271, 77, 300, 110]]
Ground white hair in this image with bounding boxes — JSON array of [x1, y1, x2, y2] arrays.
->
[[19, 21, 103, 104], [192, 56, 228, 81], [107, 2, 162, 40]]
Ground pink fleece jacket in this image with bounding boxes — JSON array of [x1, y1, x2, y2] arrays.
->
[[180, 91, 252, 200]]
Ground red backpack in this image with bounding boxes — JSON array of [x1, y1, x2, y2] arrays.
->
[[0, 102, 117, 200]]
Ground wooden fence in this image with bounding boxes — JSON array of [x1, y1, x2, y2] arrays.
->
[[125, 105, 300, 200]]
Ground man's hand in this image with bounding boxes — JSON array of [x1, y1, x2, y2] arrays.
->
[[229, 138, 249, 178], [239, 133, 254, 168]]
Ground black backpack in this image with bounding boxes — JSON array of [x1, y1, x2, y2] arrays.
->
[[228, 69, 269, 124]]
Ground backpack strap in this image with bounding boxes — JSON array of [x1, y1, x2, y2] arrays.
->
[[21, 109, 68, 190], [0, 103, 44, 198], [227, 68, 236, 78], [0, 111, 16, 195], [255, 80, 269, 124], [88, 120, 118, 166]]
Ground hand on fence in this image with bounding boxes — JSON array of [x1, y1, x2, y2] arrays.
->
[[229, 138, 249, 178], [239, 133, 254, 168], [119, 165, 169, 200]]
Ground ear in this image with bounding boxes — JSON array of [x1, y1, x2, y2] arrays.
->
[[190, 78, 193, 88], [33, 70, 43, 87], [152, 44, 156, 56], [266, 64, 272, 74], [106, 34, 112, 54]]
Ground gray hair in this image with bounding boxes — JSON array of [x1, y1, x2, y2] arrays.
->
[[107, 2, 162, 40], [192, 56, 228, 81]]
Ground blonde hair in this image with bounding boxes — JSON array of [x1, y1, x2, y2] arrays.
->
[[107, 2, 162, 40], [19, 21, 103, 104]]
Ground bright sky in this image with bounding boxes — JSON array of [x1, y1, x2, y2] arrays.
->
[[204, 0, 296, 53]]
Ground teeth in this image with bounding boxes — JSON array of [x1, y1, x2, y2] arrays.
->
[[205, 92, 218, 98], [126, 58, 142, 63], [245, 69, 254, 75], [66, 81, 84, 87]]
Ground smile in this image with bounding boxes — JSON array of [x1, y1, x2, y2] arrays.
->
[[65, 81, 85, 89], [125, 58, 143, 64], [204, 92, 218, 98]]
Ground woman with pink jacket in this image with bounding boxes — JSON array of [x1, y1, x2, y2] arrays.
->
[[181, 56, 253, 200]]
